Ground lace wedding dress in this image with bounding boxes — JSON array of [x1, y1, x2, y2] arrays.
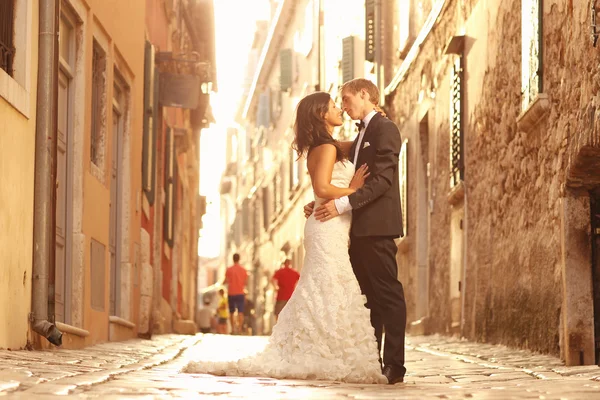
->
[[185, 161, 385, 384]]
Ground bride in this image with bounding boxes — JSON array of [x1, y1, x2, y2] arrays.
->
[[185, 92, 386, 384]]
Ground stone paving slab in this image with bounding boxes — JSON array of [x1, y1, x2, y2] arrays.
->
[[1, 333, 600, 398]]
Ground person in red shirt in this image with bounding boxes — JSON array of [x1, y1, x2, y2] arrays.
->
[[271, 259, 300, 321], [223, 253, 248, 334]]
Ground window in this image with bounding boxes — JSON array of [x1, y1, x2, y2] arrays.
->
[[270, 87, 282, 123], [398, 0, 411, 56], [399, 139, 408, 235], [242, 199, 250, 239], [91, 40, 107, 171], [262, 186, 271, 230], [280, 48, 293, 92], [0, 0, 15, 76], [0, 0, 33, 116], [257, 89, 271, 128], [521, 0, 542, 110], [450, 57, 464, 188]]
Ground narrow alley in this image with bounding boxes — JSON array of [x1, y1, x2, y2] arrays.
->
[[1, 334, 599, 399]]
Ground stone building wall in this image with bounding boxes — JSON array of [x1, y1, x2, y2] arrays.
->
[[387, 0, 600, 358]]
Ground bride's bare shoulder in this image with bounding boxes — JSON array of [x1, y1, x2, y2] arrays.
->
[[307, 144, 336, 161], [307, 144, 337, 172]]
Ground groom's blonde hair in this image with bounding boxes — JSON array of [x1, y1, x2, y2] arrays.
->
[[340, 78, 386, 117]]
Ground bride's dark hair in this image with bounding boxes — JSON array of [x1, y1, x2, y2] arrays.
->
[[291, 92, 345, 162]]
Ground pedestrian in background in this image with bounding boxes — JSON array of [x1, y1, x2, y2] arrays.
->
[[272, 259, 300, 322], [223, 253, 248, 334], [196, 296, 213, 334], [242, 295, 255, 335], [216, 289, 229, 334]]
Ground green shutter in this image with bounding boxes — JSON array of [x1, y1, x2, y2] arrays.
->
[[342, 36, 355, 83], [280, 48, 293, 91]]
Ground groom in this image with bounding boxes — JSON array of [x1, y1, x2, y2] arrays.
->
[[305, 78, 407, 384]]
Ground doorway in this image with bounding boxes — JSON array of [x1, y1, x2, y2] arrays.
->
[[109, 74, 126, 317], [590, 190, 600, 365], [54, 9, 77, 324]]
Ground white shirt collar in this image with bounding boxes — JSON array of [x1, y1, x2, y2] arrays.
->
[[362, 109, 378, 129]]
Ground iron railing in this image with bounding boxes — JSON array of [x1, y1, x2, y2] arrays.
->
[[0, 0, 15, 76], [450, 57, 464, 188]]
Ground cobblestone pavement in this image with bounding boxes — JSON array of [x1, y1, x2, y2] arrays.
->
[[0, 333, 599, 399]]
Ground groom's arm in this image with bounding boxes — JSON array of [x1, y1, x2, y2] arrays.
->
[[348, 121, 401, 210]]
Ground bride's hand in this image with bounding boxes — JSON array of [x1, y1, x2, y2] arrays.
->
[[349, 164, 370, 190]]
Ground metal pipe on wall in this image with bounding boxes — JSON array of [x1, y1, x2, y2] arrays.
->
[[31, 0, 62, 346]]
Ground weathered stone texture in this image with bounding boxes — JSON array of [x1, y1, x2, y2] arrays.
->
[[391, 0, 458, 336], [463, 0, 563, 355], [388, 0, 600, 357]]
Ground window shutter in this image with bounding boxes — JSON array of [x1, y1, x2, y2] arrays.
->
[[233, 214, 242, 247], [262, 186, 271, 230], [242, 199, 250, 239], [142, 40, 158, 205], [163, 128, 176, 247], [342, 36, 355, 83], [280, 48, 293, 92], [257, 90, 271, 128]]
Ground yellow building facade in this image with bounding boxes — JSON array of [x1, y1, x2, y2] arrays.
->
[[0, 0, 39, 350]]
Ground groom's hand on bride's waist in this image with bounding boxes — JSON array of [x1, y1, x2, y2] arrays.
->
[[315, 200, 339, 222], [304, 201, 315, 219]]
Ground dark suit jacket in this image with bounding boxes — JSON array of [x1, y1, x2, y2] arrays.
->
[[348, 113, 403, 238]]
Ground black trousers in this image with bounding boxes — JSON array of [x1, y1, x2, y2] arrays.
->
[[349, 234, 406, 374]]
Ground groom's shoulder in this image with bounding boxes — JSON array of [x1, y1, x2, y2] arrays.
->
[[376, 115, 400, 134]]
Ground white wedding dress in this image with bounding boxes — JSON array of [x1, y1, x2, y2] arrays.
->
[[185, 161, 386, 384]]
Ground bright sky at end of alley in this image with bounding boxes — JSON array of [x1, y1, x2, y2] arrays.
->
[[198, 0, 271, 258]]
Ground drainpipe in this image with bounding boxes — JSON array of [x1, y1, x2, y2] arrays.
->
[[31, 0, 62, 347]]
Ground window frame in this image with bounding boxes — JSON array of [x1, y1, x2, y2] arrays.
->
[[0, 0, 33, 117], [521, 0, 543, 111]]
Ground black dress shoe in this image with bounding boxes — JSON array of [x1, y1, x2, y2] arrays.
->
[[382, 365, 405, 384]]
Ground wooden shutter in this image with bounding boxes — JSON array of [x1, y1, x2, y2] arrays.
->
[[142, 40, 158, 205], [280, 48, 293, 92], [342, 36, 355, 83], [163, 128, 176, 247]]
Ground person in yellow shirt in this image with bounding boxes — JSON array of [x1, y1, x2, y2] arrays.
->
[[216, 289, 229, 334]]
